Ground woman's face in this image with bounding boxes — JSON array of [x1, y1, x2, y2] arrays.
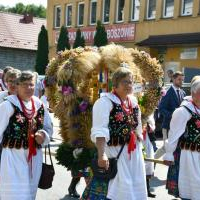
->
[[6, 77, 17, 94], [115, 75, 133, 95], [17, 79, 35, 100]]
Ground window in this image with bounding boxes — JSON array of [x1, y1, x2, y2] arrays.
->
[[180, 48, 197, 59], [66, 4, 72, 27], [116, 0, 125, 22], [181, 0, 193, 16], [54, 5, 61, 28], [90, 0, 97, 25], [102, 0, 110, 23], [77, 2, 84, 26], [163, 0, 174, 18], [147, 0, 156, 19], [131, 0, 140, 21]]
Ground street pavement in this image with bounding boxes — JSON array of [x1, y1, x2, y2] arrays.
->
[[36, 115, 179, 200]]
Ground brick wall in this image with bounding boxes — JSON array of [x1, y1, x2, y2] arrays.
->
[[0, 47, 36, 71]]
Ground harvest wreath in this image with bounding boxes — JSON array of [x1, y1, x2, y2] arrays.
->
[[45, 44, 163, 171]]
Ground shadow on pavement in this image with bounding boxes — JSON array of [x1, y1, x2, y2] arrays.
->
[[60, 194, 80, 200], [151, 176, 166, 187]]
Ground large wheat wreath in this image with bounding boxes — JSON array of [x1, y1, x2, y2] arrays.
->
[[45, 44, 163, 171]]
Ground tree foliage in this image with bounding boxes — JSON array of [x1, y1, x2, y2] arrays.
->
[[57, 26, 71, 52], [93, 20, 108, 47], [35, 25, 49, 75], [0, 3, 46, 18], [73, 28, 85, 48]]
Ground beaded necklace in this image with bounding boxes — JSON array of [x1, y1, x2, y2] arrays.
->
[[18, 96, 35, 119], [112, 91, 133, 115]]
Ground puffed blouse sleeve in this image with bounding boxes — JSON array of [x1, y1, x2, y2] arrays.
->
[[163, 106, 191, 161], [91, 97, 113, 144], [39, 107, 51, 145]]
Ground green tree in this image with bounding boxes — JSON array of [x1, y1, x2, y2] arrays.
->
[[35, 25, 49, 75], [57, 25, 70, 52], [0, 3, 46, 18], [14, 3, 25, 14], [93, 20, 108, 47], [0, 5, 6, 11], [26, 4, 38, 16], [80, 36, 85, 47], [73, 28, 85, 48]]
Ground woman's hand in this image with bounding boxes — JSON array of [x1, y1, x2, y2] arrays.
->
[[96, 137, 109, 169], [163, 160, 174, 166], [98, 153, 109, 170], [35, 131, 45, 144]]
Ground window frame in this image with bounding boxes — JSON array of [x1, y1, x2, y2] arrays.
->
[[90, 0, 97, 25], [54, 5, 61, 28], [116, 0, 125, 23], [163, 0, 174, 18], [181, 0, 193, 16], [146, 0, 156, 20], [77, 2, 85, 26], [65, 4, 72, 27], [102, 0, 110, 24], [131, 0, 140, 21]]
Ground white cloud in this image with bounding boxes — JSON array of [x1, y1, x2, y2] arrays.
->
[[0, 0, 47, 7]]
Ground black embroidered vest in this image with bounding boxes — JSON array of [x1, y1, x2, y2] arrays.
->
[[179, 106, 200, 152], [107, 101, 139, 146], [2, 102, 44, 149]]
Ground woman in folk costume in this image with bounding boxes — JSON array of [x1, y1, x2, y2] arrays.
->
[[82, 66, 147, 200], [0, 66, 14, 91], [0, 69, 21, 161], [164, 76, 200, 198], [0, 71, 51, 200], [142, 114, 156, 198], [163, 78, 200, 200], [0, 68, 21, 103]]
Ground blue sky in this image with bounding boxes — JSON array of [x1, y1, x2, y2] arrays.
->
[[0, 0, 47, 7]]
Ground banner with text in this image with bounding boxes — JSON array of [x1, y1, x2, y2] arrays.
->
[[54, 23, 135, 44]]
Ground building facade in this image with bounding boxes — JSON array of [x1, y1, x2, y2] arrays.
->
[[0, 12, 46, 71], [47, 0, 200, 82]]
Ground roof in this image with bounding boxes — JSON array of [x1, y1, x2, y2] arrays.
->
[[0, 12, 46, 51], [136, 32, 200, 47]]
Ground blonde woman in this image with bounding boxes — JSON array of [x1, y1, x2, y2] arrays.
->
[[0, 68, 21, 103]]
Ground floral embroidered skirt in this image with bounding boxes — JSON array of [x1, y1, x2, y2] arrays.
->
[[81, 177, 110, 200], [166, 147, 181, 198]]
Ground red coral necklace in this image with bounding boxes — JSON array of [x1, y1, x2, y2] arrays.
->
[[17, 95, 37, 167], [17, 95, 35, 119], [113, 91, 133, 115]]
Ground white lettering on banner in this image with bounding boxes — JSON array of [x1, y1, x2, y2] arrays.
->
[[107, 27, 135, 40], [92, 31, 96, 38], [82, 31, 92, 40], [68, 32, 76, 41], [54, 24, 135, 44]]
